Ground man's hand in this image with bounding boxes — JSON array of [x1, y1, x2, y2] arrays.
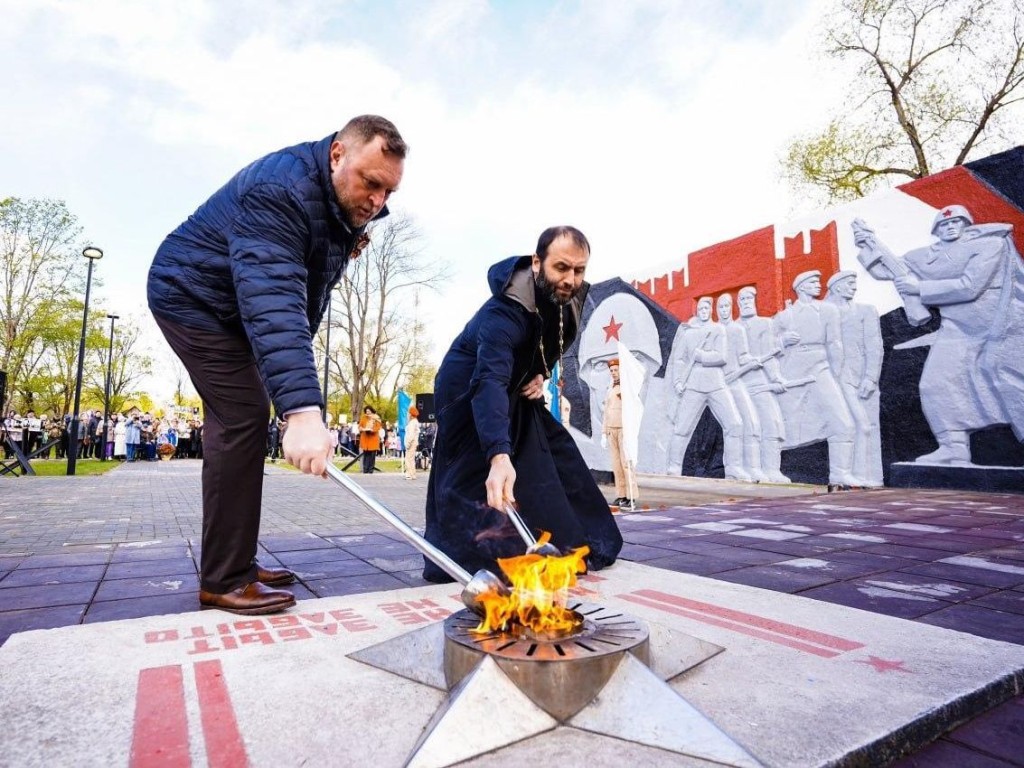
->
[[485, 453, 516, 511], [600, 432, 608, 449], [858, 379, 877, 399], [282, 411, 335, 476], [519, 374, 545, 400]]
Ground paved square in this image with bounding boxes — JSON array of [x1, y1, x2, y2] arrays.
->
[[1, 560, 1022, 767]]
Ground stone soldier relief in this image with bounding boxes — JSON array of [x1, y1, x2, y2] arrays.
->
[[563, 144, 1024, 492], [854, 205, 1024, 468]]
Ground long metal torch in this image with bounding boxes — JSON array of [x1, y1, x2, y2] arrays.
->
[[323, 463, 508, 614]]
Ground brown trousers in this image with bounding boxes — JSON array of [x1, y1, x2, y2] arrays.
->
[[154, 315, 269, 593]]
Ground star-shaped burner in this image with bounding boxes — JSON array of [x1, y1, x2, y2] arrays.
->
[[349, 600, 763, 766]]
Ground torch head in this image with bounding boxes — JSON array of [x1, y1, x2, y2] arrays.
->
[[461, 569, 510, 616]]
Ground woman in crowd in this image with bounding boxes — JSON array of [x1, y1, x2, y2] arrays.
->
[[358, 405, 381, 474], [114, 415, 127, 460]]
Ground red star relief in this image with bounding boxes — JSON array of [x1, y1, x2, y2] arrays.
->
[[941, 208, 953, 218], [603, 315, 623, 342], [854, 656, 911, 674]]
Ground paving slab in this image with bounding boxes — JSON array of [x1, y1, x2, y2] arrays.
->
[[970, 591, 1024, 617], [943, 696, 1024, 765], [2, 560, 1022, 768], [891, 739, 1020, 767], [916, 604, 1024, 645]]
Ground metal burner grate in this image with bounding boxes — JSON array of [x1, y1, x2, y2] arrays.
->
[[444, 602, 648, 662], [443, 601, 650, 721]]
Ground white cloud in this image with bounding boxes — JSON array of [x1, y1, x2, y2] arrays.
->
[[2, 0, 850, 403]]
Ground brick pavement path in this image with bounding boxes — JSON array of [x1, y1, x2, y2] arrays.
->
[[1, 460, 1022, 766]]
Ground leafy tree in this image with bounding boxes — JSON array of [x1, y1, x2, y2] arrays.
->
[[784, 0, 1024, 202], [320, 214, 447, 421], [0, 198, 88, 395], [133, 393, 156, 414], [22, 299, 103, 417]]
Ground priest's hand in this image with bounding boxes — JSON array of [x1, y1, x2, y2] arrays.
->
[[519, 374, 545, 400], [486, 453, 516, 511]]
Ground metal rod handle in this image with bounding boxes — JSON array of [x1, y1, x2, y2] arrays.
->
[[323, 462, 473, 586], [504, 503, 538, 547]]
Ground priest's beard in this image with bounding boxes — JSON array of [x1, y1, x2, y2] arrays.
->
[[535, 268, 576, 306]]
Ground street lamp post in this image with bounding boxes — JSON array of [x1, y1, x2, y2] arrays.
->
[[100, 313, 119, 461], [67, 246, 103, 475]]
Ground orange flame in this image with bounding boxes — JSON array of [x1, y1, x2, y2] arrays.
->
[[473, 532, 589, 635]]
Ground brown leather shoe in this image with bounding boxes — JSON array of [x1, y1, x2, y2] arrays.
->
[[199, 582, 296, 615], [256, 564, 296, 586]]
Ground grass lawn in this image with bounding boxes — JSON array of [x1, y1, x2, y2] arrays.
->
[[15, 458, 123, 477], [11, 456, 412, 478], [267, 456, 409, 473], [340, 456, 406, 474]]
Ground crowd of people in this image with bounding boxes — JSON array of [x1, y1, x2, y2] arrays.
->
[[2, 409, 203, 462], [265, 412, 436, 470], [2, 404, 438, 468]]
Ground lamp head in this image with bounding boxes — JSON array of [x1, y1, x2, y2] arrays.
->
[[82, 246, 104, 260]]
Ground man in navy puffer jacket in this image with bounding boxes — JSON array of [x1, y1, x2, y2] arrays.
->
[[148, 115, 406, 615]]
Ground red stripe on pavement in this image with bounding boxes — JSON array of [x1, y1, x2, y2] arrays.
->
[[621, 594, 841, 658], [631, 589, 864, 651], [194, 659, 250, 768], [130, 665, 191, 768]]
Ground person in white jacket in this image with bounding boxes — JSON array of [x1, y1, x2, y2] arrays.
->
[[113, 415, 128, 460], [404, 406, 421, 479]]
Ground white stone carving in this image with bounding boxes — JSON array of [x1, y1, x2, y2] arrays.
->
[[716, 293, 769, 482], [773, 271, 865, 486], [854, 206, 1024, 466], [825, 271, 884, 486], [666, 297, 747, 480], [737, 286, 791, 483]]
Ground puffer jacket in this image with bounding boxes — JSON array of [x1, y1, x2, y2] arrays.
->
[[147, 133, 387, 414], [434, 255, 587, 461]]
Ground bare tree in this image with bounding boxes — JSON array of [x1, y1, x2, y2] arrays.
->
[[168, 355, 192, 407], [85, 313, 155, 413], [321, 214, 446, 420], [107, 319, 155, 413], [784, 0, 1024, 203], [391, 294, 439, 401]]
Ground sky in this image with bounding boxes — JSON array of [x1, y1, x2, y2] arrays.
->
[[0, 0, 850, 405]]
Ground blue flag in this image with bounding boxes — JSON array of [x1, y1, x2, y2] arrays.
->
[[397, 390, 412, 443], [548, 363, 561, 423]]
